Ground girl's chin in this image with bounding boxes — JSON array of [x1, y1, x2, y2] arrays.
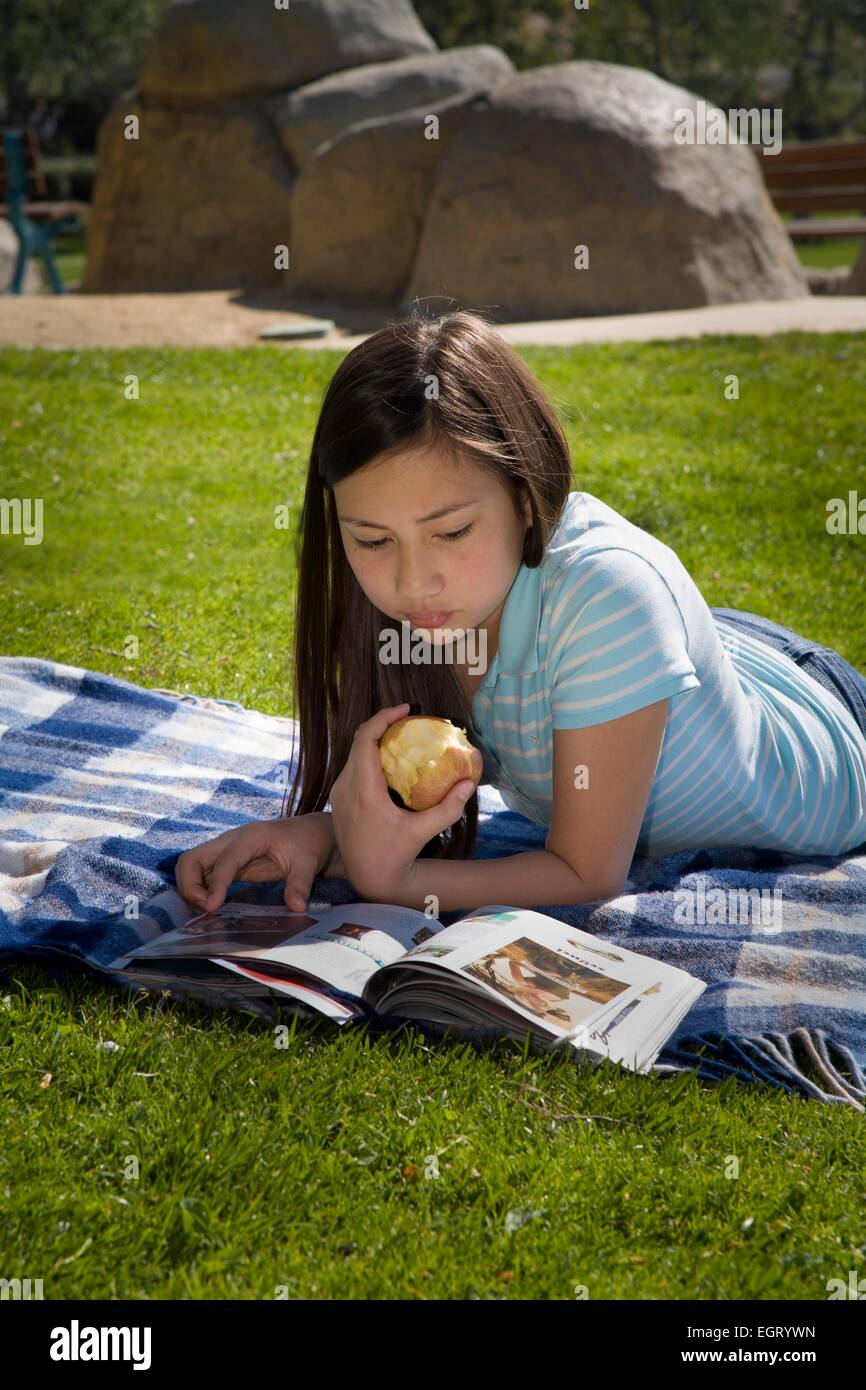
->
[[382, 612, 479, 642], [397, 614, 464, 630], [411, 622, 467, 639]]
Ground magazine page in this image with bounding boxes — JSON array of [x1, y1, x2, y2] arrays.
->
[[238, 902, 444, 999], [588, 973, 707, 1072], [118, 949, 361, 1020], [362, 908, 657, 1040], [212, 958, 361, 1021], [116, 924, 369, 1024], [107, 901, 331, 968], [422, 906, 711, 1067], [109, 898, 444, 1012], [109, 956, 289, 1022]]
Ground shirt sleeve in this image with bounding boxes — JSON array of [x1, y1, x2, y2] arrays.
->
[[547, 547, 701, 729]]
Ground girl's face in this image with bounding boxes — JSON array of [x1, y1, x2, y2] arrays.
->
[[333, 445, 532, 654]]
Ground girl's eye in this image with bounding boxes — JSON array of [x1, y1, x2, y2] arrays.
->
[[354, 522, 474, 551]]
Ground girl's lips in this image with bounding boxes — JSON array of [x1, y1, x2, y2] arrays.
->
[[405, 611, 453, 627]]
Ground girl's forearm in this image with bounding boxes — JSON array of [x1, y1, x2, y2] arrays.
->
[[386, 849, 615, 914]]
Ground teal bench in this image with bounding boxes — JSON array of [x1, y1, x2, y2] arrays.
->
[[1, 127, 87, 294]]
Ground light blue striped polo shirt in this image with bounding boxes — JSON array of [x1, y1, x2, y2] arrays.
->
[[469, 490, 866, 857]]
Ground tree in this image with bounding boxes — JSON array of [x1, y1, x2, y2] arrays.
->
[[413, 0, 866, 138], [0, 0, 167, 131]]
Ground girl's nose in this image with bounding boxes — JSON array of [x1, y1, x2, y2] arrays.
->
[[396, 552, 445, 597]]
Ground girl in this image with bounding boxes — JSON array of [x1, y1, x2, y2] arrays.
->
[[176, 310, 866, 917]]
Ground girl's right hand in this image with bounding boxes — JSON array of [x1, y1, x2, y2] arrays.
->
[[174, 813, 334, 914]]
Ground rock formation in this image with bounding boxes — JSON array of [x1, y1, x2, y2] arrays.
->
[[81, 0, 809, 314]]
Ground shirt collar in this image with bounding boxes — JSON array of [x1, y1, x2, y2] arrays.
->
[[496, 561, 545, 676], [490, 492, 582, 678]]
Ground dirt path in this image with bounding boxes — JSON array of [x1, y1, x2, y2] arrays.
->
[[2, 287, 865, 351], [0, 286, 383, 350]]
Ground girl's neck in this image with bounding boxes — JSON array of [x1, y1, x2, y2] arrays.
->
[[452, 614, 500, 703]]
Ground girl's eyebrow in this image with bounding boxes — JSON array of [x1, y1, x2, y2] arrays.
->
[[338, 499, 480, 530]]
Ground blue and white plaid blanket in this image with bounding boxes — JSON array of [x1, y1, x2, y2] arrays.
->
[[2, 656, 864, 1111]]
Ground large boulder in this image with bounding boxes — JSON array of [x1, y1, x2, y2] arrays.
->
[[268, 44, 512, 171], [83, 13, 813, 312], [81, 95, 295, 291], [402, 61, 809, 318], [287, 93, 477, 303], [139, 0, 436, 108]]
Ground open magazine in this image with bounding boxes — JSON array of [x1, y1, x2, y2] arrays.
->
[[106, 899, 706, 1073]]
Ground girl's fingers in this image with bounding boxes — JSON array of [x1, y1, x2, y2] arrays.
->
[[175, 827, 290, 912], [282, 848, 323, 912], [283, 881, 309, 911], [176, 849, 215, 904], [355, 703, 410, 744], [343, 706, 412, 797], [175, 827, 236, 902], [400, 776, 476, 841], [203, 846, 249, 910]]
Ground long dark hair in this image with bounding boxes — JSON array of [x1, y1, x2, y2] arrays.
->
[[282, 307, 574, 858]]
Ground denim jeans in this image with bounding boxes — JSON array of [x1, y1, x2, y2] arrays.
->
[[710, 607, 866, 741]]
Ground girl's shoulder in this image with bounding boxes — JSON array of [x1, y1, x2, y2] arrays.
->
[[540, 498, 698, 656], [544, 491, 690, 600], [548, 489, 648, 565]]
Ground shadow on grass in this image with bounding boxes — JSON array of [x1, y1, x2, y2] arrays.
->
[[0, 952, 757, 1114]]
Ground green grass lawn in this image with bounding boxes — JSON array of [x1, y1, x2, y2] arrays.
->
[[794, 236, 863, 270], [2, 339, 865, 1300], [51, 229, 87, 288], [779, 209, 865, 271]]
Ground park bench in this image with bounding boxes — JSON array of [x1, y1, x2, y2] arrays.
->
[[1, 126, 88, 293], [760, 136, 866, 240]]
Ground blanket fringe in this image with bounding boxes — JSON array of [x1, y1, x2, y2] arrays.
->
[[656, 1027, 865, 1111]]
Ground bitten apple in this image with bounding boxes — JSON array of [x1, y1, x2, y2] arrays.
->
[[379, 715, 483, 811]]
